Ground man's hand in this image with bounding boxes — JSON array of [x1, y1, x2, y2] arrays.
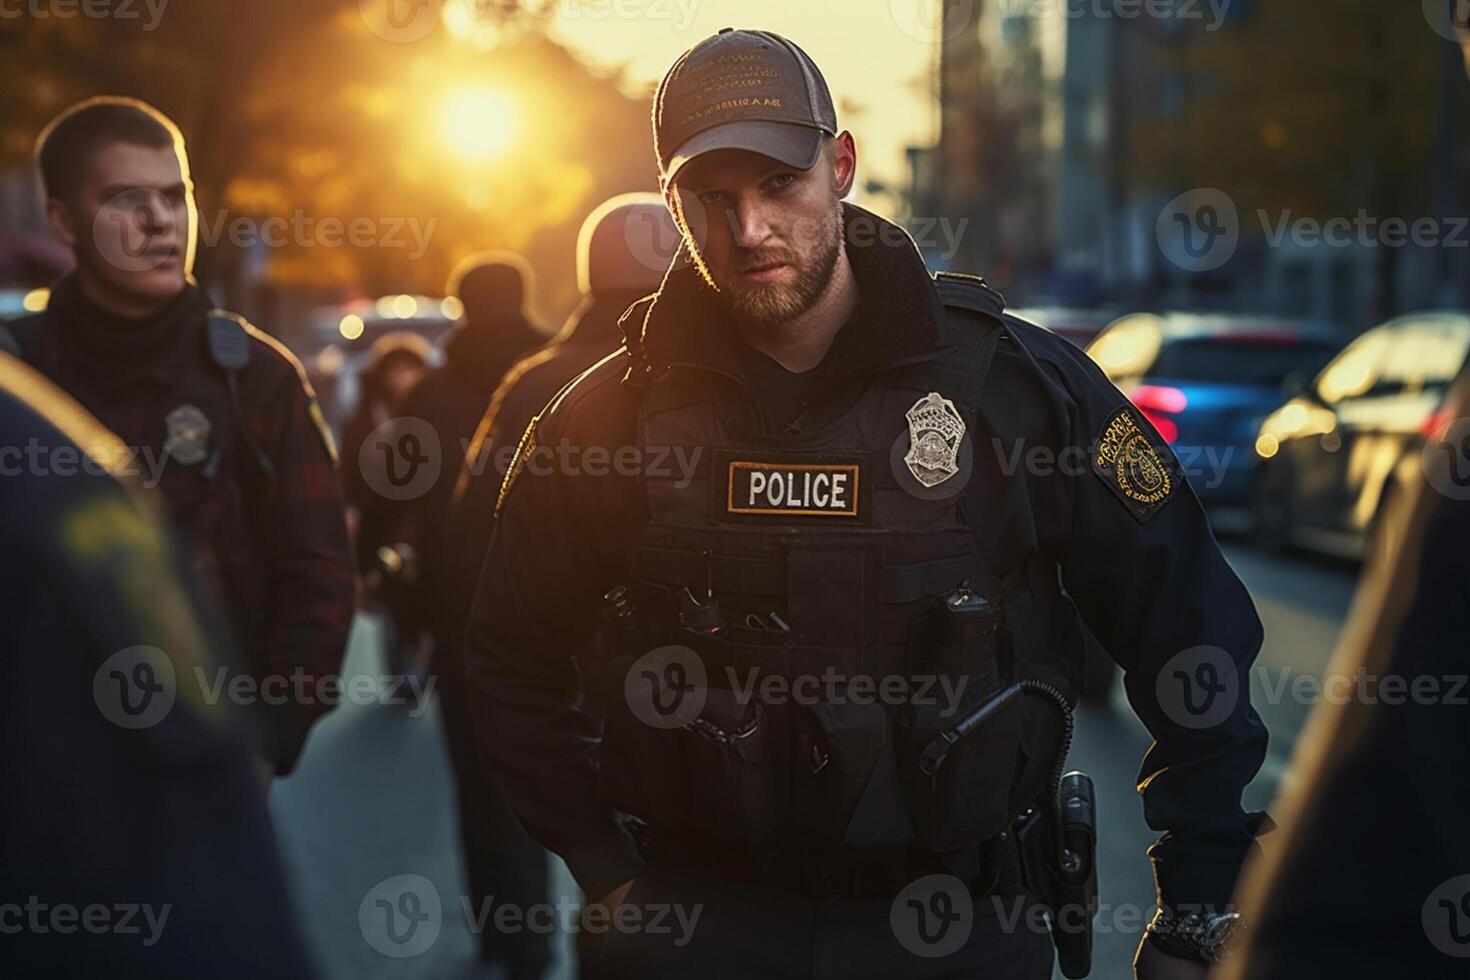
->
[[1134, 935, 1209, 980]]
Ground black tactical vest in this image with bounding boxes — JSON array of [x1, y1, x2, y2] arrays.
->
[[598, 274, 1076, 867]]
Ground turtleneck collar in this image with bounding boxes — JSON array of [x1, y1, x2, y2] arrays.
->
[[47, 273, 214, 386]]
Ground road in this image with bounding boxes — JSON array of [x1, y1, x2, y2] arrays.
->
[[268, 541, 1361, 980]]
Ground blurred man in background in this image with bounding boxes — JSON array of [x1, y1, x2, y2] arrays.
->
[[447, 193, 679, 674], [340, 331, 432, 685], [0, 97, 353, 778], [353, 252, 546, 976], [341, 330, 431, 521], [0, 350, 318, 978], [439, 193, 678, 978]]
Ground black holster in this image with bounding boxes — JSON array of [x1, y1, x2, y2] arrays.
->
[[1014, 771, 1098, 978]]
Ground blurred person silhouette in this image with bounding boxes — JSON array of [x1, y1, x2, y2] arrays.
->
[[437, 194, 679, 979], [352, 253, 545, 975], [0, 351, 318, 978], [1222, 11, 1470, 977], [447, 194, 679, 674], [342, 330, 431, 518], [1221, 358, 1470, 978], [343, 332, 432, 686]]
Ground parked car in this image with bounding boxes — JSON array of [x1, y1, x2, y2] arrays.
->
[[1008, 306, 1116, 349], [297, 295, 454, 430], [1085, 313, 1343, 505], [1250, 311, 1470, 560]]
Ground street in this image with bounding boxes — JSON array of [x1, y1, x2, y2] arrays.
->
[[269, 539, 1361, 980]]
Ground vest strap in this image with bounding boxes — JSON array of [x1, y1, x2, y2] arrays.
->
[[638, 545, 1042, 607]]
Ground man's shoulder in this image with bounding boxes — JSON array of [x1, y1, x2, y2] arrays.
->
[[533, 346, 636, 444], [998, 312, 1095, 374], [202, 311, 311, 389]]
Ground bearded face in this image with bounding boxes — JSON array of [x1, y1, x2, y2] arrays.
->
[[670, 144, 848, 332]]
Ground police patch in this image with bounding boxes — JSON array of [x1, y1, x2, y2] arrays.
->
[[1092, 407, 1176, 522], [723, 457, 862, 519], [163, 404, 211, 467]]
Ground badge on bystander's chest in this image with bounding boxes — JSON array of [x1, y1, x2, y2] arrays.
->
[[1092, 406, 1176, 522], [163, 404, 212, 467]]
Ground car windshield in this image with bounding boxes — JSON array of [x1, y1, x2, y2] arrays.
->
[[1149, 337, 1339, 386]]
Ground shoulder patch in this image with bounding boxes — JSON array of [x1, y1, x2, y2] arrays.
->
[[1091, 406, 1177, 522]]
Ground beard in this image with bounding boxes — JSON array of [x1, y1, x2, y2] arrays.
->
[[714, 204, 844, 331]]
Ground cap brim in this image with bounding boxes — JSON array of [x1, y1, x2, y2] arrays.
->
[[664, 121, 824, 183]]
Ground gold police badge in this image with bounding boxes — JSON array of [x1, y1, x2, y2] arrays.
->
[[163, 404, 212, 467], [904, 392, 965, 488]]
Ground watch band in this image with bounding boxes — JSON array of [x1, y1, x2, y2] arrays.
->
[[1146, 908, 1246, 964]]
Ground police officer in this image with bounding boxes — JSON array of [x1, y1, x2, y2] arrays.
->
[[0, 351, 318, 978], [1, 97, 354, 778], [466, 30, 1269, 979]]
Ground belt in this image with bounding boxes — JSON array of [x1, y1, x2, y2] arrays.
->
[[636, 826, 1023, 900]]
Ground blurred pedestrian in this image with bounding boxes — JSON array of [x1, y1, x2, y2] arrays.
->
[[349, 252, 546, 975], [0, 351, 319, 978], [342, 332, 433, 687], [0, 97, 354, 778], [342, 330, 431, 518], [439, 194, 678, 979], [1220, 362, 1470, 978], [446, 193, 678, 685]]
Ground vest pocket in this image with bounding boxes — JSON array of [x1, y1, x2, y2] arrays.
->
[[681, 691, 783, 842], [791, 698, 915, 846], [897, 622, 1023, 852]]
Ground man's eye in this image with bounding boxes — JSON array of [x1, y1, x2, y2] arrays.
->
[[769, 174, 796, 190], [697, 191, 725, 206]]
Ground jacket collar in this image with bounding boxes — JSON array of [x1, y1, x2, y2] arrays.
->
[[624, 202, 947, 384]]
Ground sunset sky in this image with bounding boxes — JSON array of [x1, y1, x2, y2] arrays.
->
[[547, 0, 945, 208]]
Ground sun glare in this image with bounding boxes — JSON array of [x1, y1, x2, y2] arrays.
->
[[441, 87, 517, 161]]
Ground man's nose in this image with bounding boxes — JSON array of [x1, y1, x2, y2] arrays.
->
[[730, 198, 774, 250], [135, 192, 171, 234]]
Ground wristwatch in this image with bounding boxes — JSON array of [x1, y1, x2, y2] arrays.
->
[[1145, 907, 1247, 964]]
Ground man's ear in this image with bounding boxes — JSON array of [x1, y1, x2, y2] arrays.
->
[[831, 131, 858, 199], [45, 197, 78, 250]]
